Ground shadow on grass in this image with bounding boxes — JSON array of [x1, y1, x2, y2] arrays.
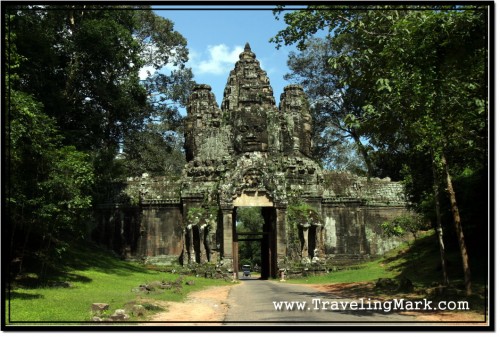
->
[[13, 268, 95, 289], [63, 243, 148, 275], [382, 234, 486, 288], [9, 292, 44, 300], [378, 233, 487, 312], [11, 240, 155, 289]]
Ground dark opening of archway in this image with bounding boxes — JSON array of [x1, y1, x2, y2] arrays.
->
[[235, 207, 275, 280]]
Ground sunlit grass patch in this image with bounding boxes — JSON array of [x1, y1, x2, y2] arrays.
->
[[6, 243, 229, 324]]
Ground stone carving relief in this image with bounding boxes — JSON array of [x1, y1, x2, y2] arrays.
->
[[233, 107, 269, 153], [279, 84, 313, 157], [296, 209, 325, 263], [184, 208, 217, 264]]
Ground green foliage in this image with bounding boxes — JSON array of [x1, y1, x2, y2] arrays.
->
[[186, 207, 205, 226], [132, 9, 189, 70], [273, 7, 487, 294], [273, 6, 487, 171], [381, 221, 405, 238], [8, 86, 95, 274], [287, 202, 322, 226], [381, 214, 427, 241], [236, 207, 264, 267], [283, 38, 369, 173], [123, 9, 196, 177], [9, 5, 193, 171], [6, 6, 194, 279], [285, 202, 322, 260], [12, 8, 141, 150], [122, 122, 186, 178], [272, 5, 487, 244], [186, 206, 218, 228], [236, 207, 264, 233]]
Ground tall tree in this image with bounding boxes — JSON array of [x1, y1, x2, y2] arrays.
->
[[272, 6, 488, 295], [6, 18, 94, 276], [123, 9, 195, 178], [284, 38, 368, 174], [121, 123, 186, 178], [6, 6, 194, 277], [122, 67, 195, 178], [11, 6, 193, 179], [369, 9, 486, 295]]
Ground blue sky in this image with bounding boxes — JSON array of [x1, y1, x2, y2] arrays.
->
[[145, 6, 301, 108]]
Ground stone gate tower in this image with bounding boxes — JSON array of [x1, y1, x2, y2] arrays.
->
[[182, 43, 324, 276], [94, 43, 409, 278]]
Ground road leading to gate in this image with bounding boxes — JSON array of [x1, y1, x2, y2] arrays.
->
[[223, 279, 417, 326]]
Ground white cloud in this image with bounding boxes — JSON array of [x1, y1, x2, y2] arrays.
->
[[138, 66, 156, 81], [138, 62, 180, 81], [192, 44, 243, 75], [138, 42, 183, 80]]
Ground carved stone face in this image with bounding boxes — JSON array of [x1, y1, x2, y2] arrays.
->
[[234, 109, 268, 153]]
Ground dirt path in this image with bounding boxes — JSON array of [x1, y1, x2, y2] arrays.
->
[[303, 282, 487, 325], [145, 284, 234, 326]]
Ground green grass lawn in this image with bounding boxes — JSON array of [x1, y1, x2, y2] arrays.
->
[[287, 258, 397, 284], [6, 242, 230, 324], [288, 230, 486, 290], [285, 230, 488, 314]]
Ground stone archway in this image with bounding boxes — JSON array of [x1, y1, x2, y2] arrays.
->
[[224, 193, 286, 279], [232, 193, 273, 279]]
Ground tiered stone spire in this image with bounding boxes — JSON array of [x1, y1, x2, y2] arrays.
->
[[279, 84, 312, 157], [184, 84, 222, 161], [221, 43, 276, 113]]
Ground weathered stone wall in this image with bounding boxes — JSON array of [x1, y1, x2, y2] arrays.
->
[[93, 175, 184, 264], [363, 206, 410, 255], [93, 203, 183, 264], [322, 171, 406, 206], [94, 173, 410, 266], [136, 204, 184, 264], [320, 171, 410, 261], [321, 203, 409, 259]]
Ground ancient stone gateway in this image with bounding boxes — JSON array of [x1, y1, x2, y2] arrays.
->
[[94, 43, 410, 278], [181, 43, 326, 277]]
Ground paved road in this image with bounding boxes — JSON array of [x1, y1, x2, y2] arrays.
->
[[223, 278, 417, 326]]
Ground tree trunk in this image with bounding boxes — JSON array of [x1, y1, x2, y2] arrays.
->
[[17, 222, 32, 276], [442, 153, 472, 295], [352, 132, 373, 178], [431, 152, 449, 286], [68, 10, 75, 30]]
